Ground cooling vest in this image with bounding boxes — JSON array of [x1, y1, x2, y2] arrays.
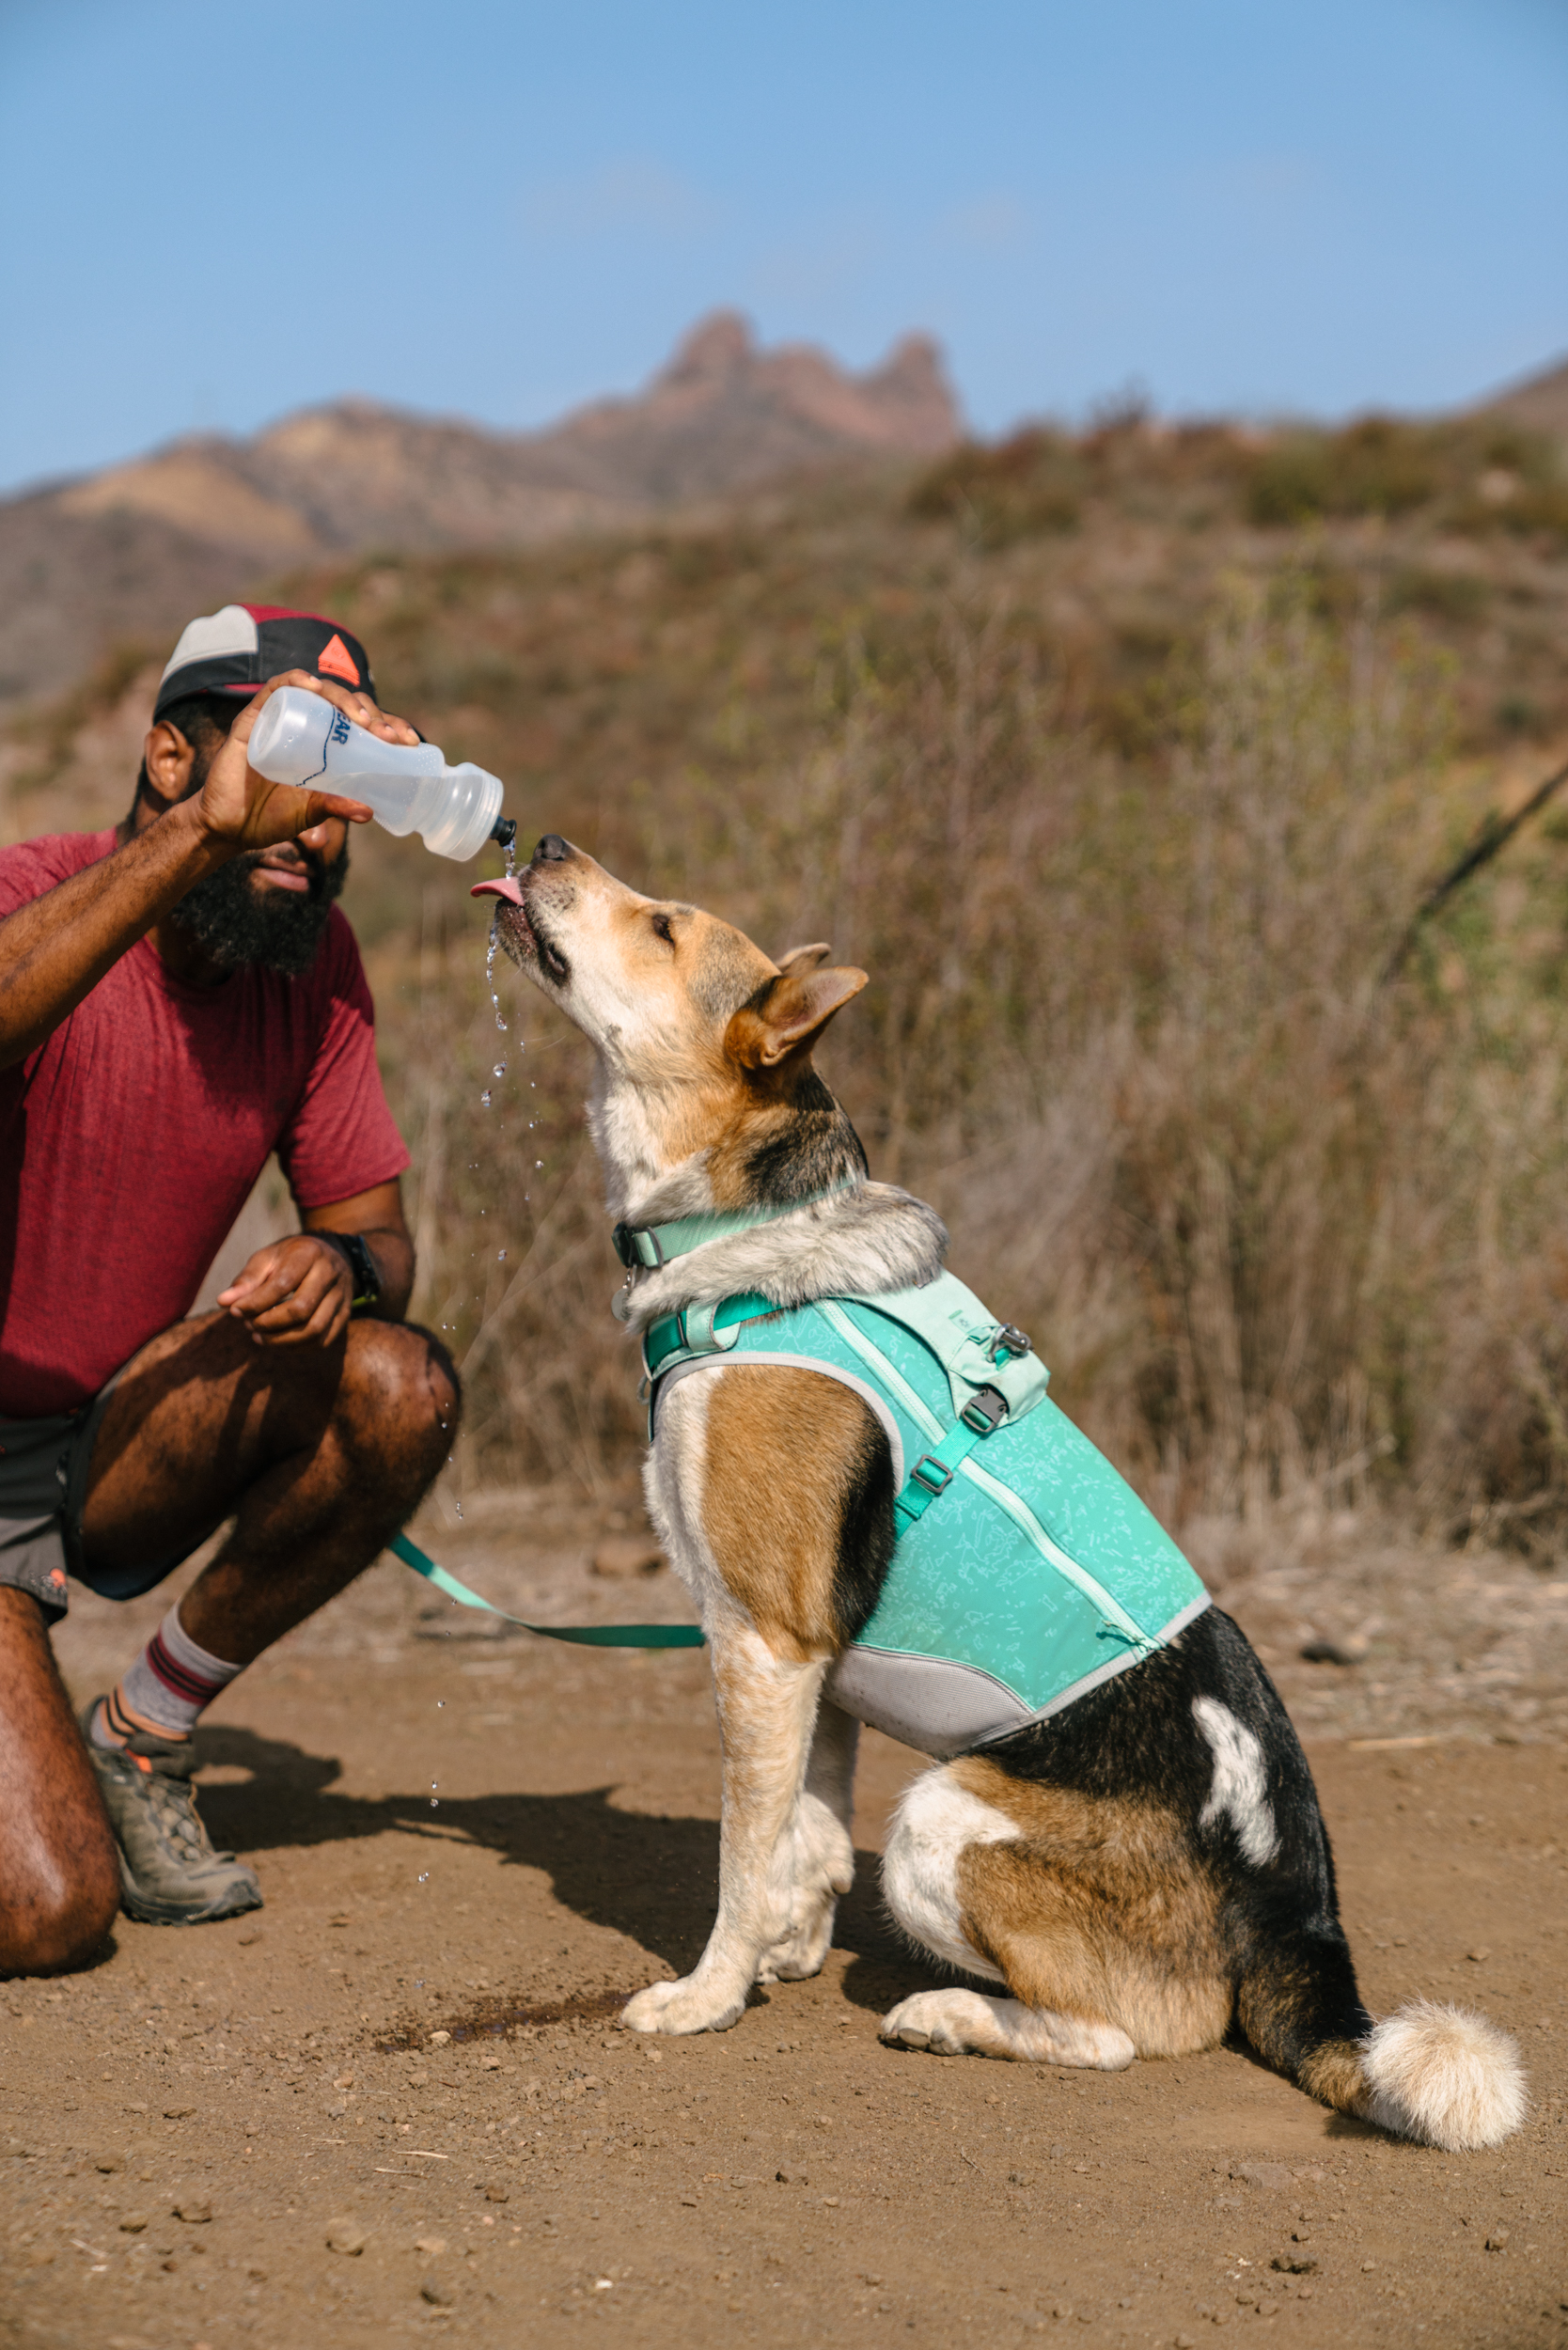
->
[[645, 1272, 1210, 1758]]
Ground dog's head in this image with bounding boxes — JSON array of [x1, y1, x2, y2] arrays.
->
[[474, 836, 868, 1203]]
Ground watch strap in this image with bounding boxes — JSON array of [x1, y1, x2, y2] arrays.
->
[[320, 1230, 381, 1314]]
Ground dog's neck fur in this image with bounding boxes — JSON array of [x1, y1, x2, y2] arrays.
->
[[588, 1062, 947, 1335]]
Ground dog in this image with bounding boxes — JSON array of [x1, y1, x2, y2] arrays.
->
[[473, 834, 1524, 2153]]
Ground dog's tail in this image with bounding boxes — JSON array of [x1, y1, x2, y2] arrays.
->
[[1238, 1927, 1526, 2152]]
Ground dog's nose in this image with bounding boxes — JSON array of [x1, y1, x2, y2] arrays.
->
[[535, 834, 570, 864]]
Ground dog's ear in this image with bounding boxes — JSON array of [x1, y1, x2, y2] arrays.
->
[[774, 941, 833, 978], [727, 964, 869, 1071]]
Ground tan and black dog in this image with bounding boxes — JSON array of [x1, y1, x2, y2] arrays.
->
[[475, 835, 1524, 2153]]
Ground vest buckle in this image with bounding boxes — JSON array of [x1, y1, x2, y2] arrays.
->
[[960, 1386, 1007, 1434], [910, 1453, 955, 1497]]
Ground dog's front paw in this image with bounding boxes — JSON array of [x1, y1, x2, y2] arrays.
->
[[622, 1975, 746, 2037]]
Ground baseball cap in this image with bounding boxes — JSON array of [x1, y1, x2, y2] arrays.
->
[[153, 603, 375, 725]]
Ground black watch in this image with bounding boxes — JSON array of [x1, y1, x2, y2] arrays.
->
[[321, 1231, 382, 1316]]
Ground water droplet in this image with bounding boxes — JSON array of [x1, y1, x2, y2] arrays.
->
[[534, 1159, 543, 1168], [494, 1061, 507, 1079], [454, 1500, 464, 1520], [431, 1780, 439, 1790], [431, 1798, 439, 1810], [480, 1089, 492, 1108], [418, 1872, 430, 1884], [497, 1248, 507, 1261], [436, 1700, 446, 1709]]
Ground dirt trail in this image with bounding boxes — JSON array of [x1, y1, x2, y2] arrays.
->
[[2, 1493, 1564, 2350]]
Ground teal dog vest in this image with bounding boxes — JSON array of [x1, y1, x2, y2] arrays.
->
[[645, 1271, 1210, 1759]]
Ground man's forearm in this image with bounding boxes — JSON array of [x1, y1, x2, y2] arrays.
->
[[356, 1226, 415, 1322], [0, 804, 232, 1070]]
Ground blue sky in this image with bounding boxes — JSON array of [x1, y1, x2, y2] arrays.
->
[[1, 0, 1563, 494]]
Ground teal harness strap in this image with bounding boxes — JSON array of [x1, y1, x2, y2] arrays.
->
[[644, 1292, 774, 1377], [390, 1532, 706, 1649]]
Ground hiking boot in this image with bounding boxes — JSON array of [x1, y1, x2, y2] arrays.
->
[[79, 1700, 263, 1926]]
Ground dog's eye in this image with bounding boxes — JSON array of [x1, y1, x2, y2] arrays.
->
[[651, 913, 675, 947]]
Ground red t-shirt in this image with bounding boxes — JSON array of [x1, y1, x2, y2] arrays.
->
[[0, 828, 411, 1417]]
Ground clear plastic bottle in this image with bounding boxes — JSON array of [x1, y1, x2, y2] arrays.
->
[[245, 685, 509, 862]]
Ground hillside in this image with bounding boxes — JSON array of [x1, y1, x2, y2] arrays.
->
[[0, 313, 958, 706], [8, 403, 1568, 1539]]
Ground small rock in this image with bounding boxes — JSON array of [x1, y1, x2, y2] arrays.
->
[[479, 2054, 502, 2071], [415, 2236, 447, 2256], [1231, 2161, 1291, 2190], [1270, 2256, 1317, 2275], [484, 2185, 509, 2204], [174, 2201, 212, 2225], [591, 1535, 665, 1579], [163, 2107, 196, 2121], [333, 2074, 354, 2091], [429, 2030, 451, 2047], [95, 2156, 123, 2173], [421, 2278, 456, 2307], [1301, 1636, 1369, 1666], [1466, 1950, 1489, 1964], [325, 2219, 366, 2256], [1485, 2232, 1509, 2251], [1176, 2337, 1197, 2348], [118, 2214, 149, 2233], [1360, 2259, 1376, 2272], [237, 1929, 262, 1946]]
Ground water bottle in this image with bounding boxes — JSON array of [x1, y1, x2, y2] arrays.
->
[[245, 685, 513, 863]]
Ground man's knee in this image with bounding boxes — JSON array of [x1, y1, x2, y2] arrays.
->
[[0, 1843, 119, 1978], [340, 1321, 461, 1478]]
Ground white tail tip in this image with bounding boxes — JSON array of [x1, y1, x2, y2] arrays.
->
[[1361, 1999, 1526, 2152]]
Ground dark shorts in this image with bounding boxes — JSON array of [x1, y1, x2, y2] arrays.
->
[[0, 1365, 202, 1622]]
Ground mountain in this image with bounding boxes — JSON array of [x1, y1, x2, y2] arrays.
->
[[0, 313, 960, 706], [1477, 352, 1568, 447]]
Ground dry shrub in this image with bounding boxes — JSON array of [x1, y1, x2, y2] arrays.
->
[[384, 582, 1568, 1542]]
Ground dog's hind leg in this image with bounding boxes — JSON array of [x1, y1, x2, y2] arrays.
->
[[758, 1697, 858, 1984], [879, 1763, 1136, 2067]]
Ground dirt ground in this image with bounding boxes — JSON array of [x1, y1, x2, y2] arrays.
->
[[3, 1486, 1565, 2350]]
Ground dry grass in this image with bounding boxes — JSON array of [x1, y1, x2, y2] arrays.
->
[[8, 447, 1568, 1545]]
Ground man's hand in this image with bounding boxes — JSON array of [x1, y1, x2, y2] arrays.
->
[[196, 671, 422, 855], [217, 1234, 357, 1349]]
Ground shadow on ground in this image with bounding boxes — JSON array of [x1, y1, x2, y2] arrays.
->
[[193, 1724, 933, 2018]]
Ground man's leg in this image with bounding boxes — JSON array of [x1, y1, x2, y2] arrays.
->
[[0, 1588, 122, 1972], [79, 1308, 457, 1921]]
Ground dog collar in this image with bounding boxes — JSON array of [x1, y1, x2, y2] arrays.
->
[[612, 1180, 858, 1273]]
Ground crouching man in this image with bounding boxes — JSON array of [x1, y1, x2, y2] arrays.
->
[[0, 605, 459, 1969]]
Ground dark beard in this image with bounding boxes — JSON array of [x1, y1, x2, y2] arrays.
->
[[169, 842, 348, 978]]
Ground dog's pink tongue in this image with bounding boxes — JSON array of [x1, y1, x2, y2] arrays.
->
[[470, 876, 524, 903]]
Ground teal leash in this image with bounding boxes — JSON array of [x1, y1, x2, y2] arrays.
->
[[390, 1531, 706, 1649]]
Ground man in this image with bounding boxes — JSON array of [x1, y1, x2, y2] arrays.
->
[[0, 603, 460, 1974]]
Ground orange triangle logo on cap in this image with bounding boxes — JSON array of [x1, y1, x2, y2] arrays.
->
[[317, 633, 360, 685]]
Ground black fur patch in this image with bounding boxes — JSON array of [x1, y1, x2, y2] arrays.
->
[[827, 1411, 897, 1644], [738, 1073, 870, 1206]]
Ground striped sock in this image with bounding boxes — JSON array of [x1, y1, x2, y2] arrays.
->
[[90, 1605, 243, 1747]]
